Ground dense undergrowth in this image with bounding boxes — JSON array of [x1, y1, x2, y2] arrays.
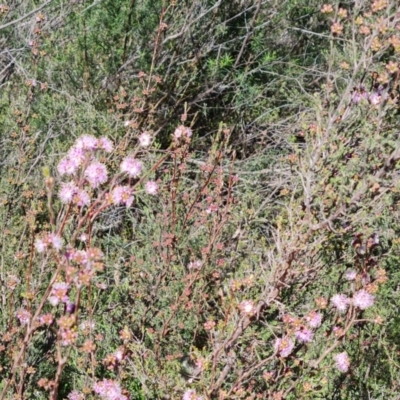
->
[[0, 0, 400, 399]]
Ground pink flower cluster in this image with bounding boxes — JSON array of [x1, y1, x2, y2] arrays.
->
[[57, 135, 113, 177], [120, 156, 142, 177], [182, 389, 203, 400], [48, 282, 69, 306], [353, 290, 375, 310], [274, 336, 295, 358], [138, 131, 151, 147], [334, 351, 350, 373], [174, 125, 193, 140], [67, 391, 84, 400], [145, 180, 159, 195], [305, 311, 322, 329], [59, 182, 90, 206], [331, 294, 350, 312], [275, 310, 323, 356], [295, 326, 314, 343], [61, 329, 78, 346], [93, 379, 127, 400], [112, 185, 134, 207], [16, 309, 31, 325], [67, 247, 103, 267], [85, 161, 108, 188], [239, 300, 255, 316], [35, 233, 63, 253], [331, 290, 375, 312]]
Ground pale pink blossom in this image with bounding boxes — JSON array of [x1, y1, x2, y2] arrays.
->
[[239, 300, 255, 315], [67, 146, 86, 165], [369, 92, 382, 105], [67, 391, 84, 400], [16, 309, 31, 325], [97, 282, 108, 290], [85, 161, 108, 188], [295, 327, 314, 343], [59, 182, 78, 204], [345, 269, 357, 281], [73, 189, 90, 207], [39, 313, 54, 325], [69, 249, 88, 265], [182, 389, 203, 400], [121, 156, 142, 177], [174, 125, 192, 139], [114, 348, 124, 361], [188, 260, 202, 269], [57, 156, 80, 176], [305, 311, 322, 329], [93, 379, 127, 400], [352, 290, 375, 310], [274, 336, 294, 358], [61, 329, 78, 346], [98, 137, 113, 152], [334, 351, 350, 373], [49, 233, 63, 250], [112, 186, 134, 207], [49, 282, 69, 306], [35, 238, 46, 253], [75, 134, 98, 150], [331, 294, 350, 312], [139, 132, 151, 147], [79, 320, 95, 331], [145, 181, 159, 195]]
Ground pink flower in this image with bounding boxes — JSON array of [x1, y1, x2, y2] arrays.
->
[[145, 181, 159, 195], [75, 134, 98, 150], [49, 282, 69, 306], [67, 391, 84, 400], [35, 238, 46, 253], [295, 327, 314, 343], [59, 182, 78, 204], [67, 146, 86, 165], [188, 260, 202, 269], [69, 249, 88, 265], [57, 156, 80, 176], [85, 161, 108, 188], [369, 92, 381, 105], [334, 352, 350, 373], [182, 389, 203, 400], [331, 294, 350, 313], [305, 311, 322, 329], [138, 132, 151, 147], [16, 309, 31, 325], [98, 137, 113, 152], [73, 189, 90, 207], [174, 125, 192, 139], [352, 290, 375, 310], [61, 329, 78, 346], [274, 337, 294, 358], [49, 233, 63, 250], [239, 300, 255, 315], [121, 156, 142, 177], [344, 269, 357, 281], [93, 379, 127, 400], [114, 348, 124, 362], [39, 313, 54, 325], [112, 186, 134, 207]]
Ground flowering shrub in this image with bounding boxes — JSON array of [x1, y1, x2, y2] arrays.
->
[[0, 0, 400, 399]]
